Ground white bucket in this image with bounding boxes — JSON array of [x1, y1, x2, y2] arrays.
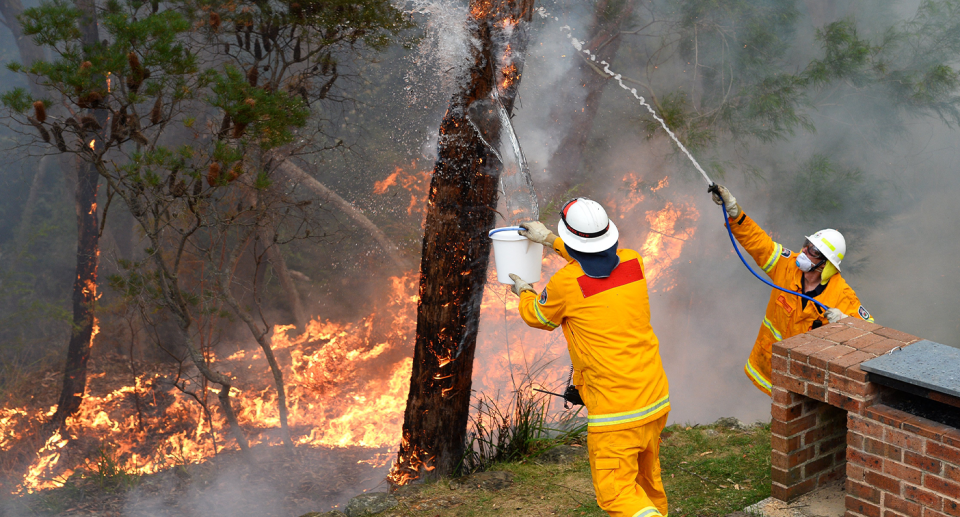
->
[[489, 227, 543, 285]]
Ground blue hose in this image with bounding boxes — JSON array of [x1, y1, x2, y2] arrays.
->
[[716, 196, 831, 313]]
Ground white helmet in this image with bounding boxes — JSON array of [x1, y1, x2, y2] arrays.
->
[[805, 229, 846, 270], [557, 198, 619, 253]]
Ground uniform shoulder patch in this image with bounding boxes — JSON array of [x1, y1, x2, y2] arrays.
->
[[781, 248, 792, 258], [538, 288, 548, 304], [858, 305, 871, 320]]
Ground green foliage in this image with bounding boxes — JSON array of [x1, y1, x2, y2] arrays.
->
[[461, 385, 551, 475], [0, 87, 33, 112], [86, 443, 141, 492]]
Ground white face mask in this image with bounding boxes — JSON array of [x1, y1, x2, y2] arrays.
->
[[796, 253, 816, 272]]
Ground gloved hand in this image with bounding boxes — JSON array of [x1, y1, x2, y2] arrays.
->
[[825, 308, 847, 323], [710, 185, 741, 219], [519, 221, 556, 246], [508, 273, 536, 297]]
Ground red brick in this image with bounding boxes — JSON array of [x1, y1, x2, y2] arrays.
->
[[819, 463, 846, 485], [804, 454, 835, 477], [846, 365, 870, 382], [819, 436, 847, 456], [848, 447, 884, 471], [883, 459, 923, 484], [882, 511, 908, 517], [905, 450, 942, 473], [886, 427, 925, 452], [844, 318, 883, 332], [772, 433, 802, 452], [772, 477, 816, 501], [776, 333, 814, 351], [847, 494, 882, 517], [905, 484, 943, 510], [828, 327, 869, 344], [807, 384, 827, 401], [844, 318, 882, 332], [943, 499, 960, 517], [807, 323, 848, 339], [791, 338, 837, 359], [791, 359, 827, 384], [873, 327, 920, 343], [864, 437, 903, 461], [772, 401, 805, 422], [860, 338, 906, 356], [785, 445, 816, 468], [829, 373, 874, 397], [772, 412, 818, 437], [851, 414, 886, 439], [945, 429, 960, 449], [849, 431, 865, 450], [945, 464, 960, 483], [809, 345, 856, 369], [928, 441, 960, 465], [848, 463, 866, 481], [904, 420, 947, 442], [829, 390, 864, 413], [771, 353, 789, 373], [865, 470, 901, 493], [772, 370, 806, 395], [771, 465, 803, 486], [884, 493, 921, 516], [772, 386, 802, 405], [865, 406, 911, 429], [925, 476, 960, 499], [806, 421, 844, 444], [844, 332, 885, 350], [849, 480, 882, 504], [927, 508, 955, 517], [829, 351, 877, 373]]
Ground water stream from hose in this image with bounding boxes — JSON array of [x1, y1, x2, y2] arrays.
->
[[536, 7, 715, 187]]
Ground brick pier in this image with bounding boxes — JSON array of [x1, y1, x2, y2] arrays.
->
[[768, 319, 960, 516]]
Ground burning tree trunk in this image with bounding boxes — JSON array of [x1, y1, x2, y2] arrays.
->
[[391, 0, 534, 484], [545, 0, 635, 200], [47, 0, 106, 432]]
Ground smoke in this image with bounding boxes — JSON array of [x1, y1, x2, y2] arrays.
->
[[468, 0, 960, 426]]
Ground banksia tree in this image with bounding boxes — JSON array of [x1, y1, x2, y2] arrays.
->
[[0, 0, 413, 454]]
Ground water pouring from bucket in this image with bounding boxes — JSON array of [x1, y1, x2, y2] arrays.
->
[[489, 227, 543, 285]]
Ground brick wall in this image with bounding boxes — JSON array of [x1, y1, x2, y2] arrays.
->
[[769, 319, 921, 503], [847, 404, 960, 517]]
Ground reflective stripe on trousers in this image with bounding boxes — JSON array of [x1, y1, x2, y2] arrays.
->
[[588, 395, 670, 428]]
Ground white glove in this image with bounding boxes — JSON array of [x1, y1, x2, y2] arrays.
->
[[519, 221, 556, 246], [825, 308, 847, 323], [508, 273, 536, 297], [710, 185, 741, 219]]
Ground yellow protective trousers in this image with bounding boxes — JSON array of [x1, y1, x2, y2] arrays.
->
[[588, 414, 669, 517]]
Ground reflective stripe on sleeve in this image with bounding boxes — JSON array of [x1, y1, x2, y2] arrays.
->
[[745, 360, 772, 394], [587, 395, 669, 428], [632, 507, 663, 517], [762, 243, 783, 273], [533, 303, 559, 328], [762, 317, 782, 341]]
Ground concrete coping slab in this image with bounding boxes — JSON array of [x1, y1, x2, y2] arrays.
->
[[860, 339, 960, 399]]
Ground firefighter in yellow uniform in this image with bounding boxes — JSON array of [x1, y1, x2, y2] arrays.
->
[[509, 198, 670, 517], [711, 185, 875, 396]]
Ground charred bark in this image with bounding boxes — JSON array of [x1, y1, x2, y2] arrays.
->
[[391, 0, 534, 484], [46, 0, 106, 432], [545, 0, 635, 200]]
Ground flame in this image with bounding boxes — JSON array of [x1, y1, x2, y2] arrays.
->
[[88, 140, 95, 150], [2, 162, 703, 495], [3, 273, 419, 494]]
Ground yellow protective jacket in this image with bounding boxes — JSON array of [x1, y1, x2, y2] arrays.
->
[[729, 210, 874, 395], [518, 237, 669, 432]]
